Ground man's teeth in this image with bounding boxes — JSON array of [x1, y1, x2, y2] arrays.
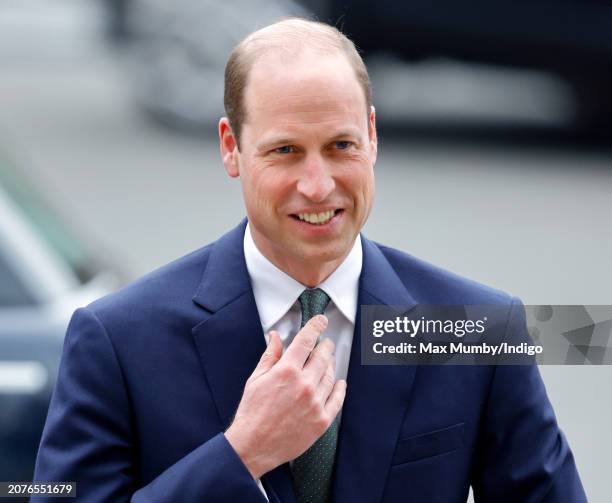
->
[[297, 210, 336, 224]]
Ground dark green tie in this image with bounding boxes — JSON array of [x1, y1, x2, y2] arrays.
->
[[292, 288, 339, 503]]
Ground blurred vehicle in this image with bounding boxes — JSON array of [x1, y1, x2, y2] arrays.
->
[[104, 0, 308, 131], [0, 153, 121, 483], [103, 0, 612, 133], [330, 0, 612, 130]]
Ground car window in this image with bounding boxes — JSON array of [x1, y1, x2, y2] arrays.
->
[[0, 154, 99, 284], [0, 249, 35, 307]]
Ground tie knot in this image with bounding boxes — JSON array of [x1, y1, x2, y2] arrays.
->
[[298, 288, 331, 327]]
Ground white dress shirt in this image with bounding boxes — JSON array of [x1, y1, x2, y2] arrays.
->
[[243, 223, 362, 381], [243, 223, 362, 499]]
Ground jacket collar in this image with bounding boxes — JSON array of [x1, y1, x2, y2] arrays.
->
[[192, 219, 418, 502], [193, 219, 415, 313], [192, 219, 252, 313]]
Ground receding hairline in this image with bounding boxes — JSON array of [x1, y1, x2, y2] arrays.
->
[[223, 18, 373, 146], [237, 19, 368, 94], [240, 18, 351, 54]]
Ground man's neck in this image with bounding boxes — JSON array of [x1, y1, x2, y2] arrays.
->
[[249, 228, 352, 287], [276, 257, 347, 288]]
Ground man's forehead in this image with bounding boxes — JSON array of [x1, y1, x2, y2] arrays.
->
[[244, 50, 363, 112], [248, 47, 353, 84]]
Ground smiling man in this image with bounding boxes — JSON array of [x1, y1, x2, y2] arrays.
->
[[33, 19, 585, 503], [219, 29, 376, 287]]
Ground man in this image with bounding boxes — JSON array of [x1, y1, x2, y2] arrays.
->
[[33, 19, 586, 502]]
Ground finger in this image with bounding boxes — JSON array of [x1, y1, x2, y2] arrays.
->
[[324, 379, 347, 419], [304, 338, 335, 383], [315, 357, 336, 404], [283, 315, 328, 367], [250, 331, 282, 380]]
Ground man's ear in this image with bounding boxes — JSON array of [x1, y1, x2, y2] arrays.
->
[[368, 106, 378, 164], [219, 117, 240, 178]]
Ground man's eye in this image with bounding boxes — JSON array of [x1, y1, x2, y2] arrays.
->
[[334, 141, 352, 150], [274, 146, 294, 154]]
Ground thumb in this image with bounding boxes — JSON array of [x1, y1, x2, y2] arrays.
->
[[252, 331, 282, 377]]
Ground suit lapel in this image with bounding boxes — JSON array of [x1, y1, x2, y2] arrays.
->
[[192, 291, 265, 429], [191, 223, 418, 503], [332, 237, 419, 503], [191, 220, 296, 503]]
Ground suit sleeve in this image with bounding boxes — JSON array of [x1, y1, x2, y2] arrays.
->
[[32, 307, 267, 503], [471, 298, 587, 502]]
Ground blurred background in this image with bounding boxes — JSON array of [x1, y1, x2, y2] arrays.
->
[[1, 0, 610, 500]]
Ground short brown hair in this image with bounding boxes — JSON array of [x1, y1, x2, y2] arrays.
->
[[224, 18, 372, 148]]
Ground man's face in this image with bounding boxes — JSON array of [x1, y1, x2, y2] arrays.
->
[[220, 50, 377, 280]]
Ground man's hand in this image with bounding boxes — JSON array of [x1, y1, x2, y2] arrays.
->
[[224, 315, 347, 479]]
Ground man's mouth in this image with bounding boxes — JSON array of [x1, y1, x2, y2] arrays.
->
[[291, 209, 343, 225]]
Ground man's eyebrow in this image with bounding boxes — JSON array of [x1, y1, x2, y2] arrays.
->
[[328, 130, 361, 141], [256, 130, 362, 152], [256, 137, 297, 152]]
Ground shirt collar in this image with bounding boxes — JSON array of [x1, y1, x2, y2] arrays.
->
[[244, 223, 362, 332]]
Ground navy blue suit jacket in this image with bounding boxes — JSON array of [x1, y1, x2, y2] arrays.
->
[[33, 220, 586, 502]]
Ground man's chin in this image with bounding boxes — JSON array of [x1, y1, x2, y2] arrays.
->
[[292, 240, 353, 265]]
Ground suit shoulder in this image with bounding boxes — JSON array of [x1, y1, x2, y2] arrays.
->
[[86, 243, 214, 323], [374, 242, 513, 305]]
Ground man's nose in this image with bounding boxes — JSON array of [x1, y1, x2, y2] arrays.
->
[[296, 155, 335, 202]]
